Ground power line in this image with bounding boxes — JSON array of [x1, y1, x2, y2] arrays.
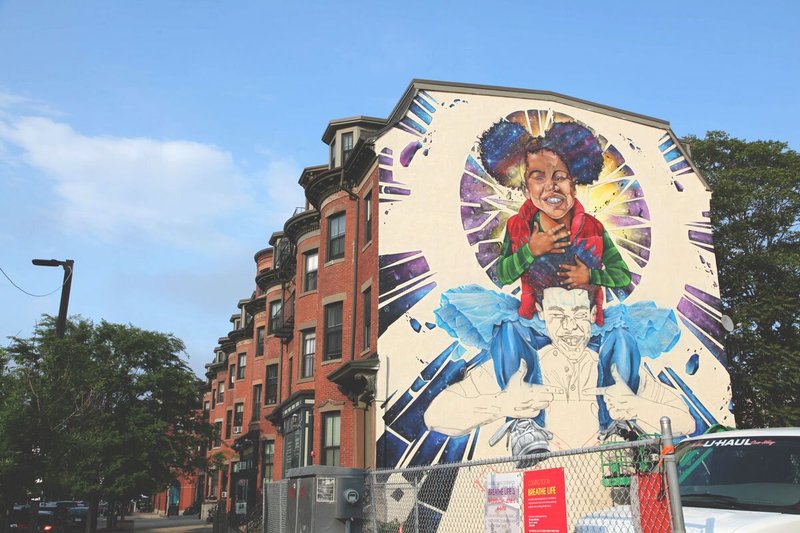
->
[[0, 265, 72, 297]]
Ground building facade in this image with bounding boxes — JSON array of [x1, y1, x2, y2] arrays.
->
[[195, 80, 733, 516]]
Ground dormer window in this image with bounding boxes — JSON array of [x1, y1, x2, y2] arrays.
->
[[330, 139, 336, 166], [342, 132, 354, 164]]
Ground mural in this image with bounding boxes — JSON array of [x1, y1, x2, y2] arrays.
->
[[375, 90, 733, 480]]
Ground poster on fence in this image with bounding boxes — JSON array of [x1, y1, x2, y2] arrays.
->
[[484, 472, 522, 533], [523, 468, 567, 533]]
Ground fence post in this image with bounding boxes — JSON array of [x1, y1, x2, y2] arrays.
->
[[413, 473, 420, 532], [368, 472, 378, 533], [660, 416, 685, 533]]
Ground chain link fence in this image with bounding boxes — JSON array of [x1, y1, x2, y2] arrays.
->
[[366, 437, 677, 533]]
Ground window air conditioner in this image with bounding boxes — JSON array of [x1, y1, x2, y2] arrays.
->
[[220, 491, 227, 498], [233, 426, 242, 434]]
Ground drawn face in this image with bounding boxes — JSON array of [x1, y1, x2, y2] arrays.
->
[[540, 287, 595, 358], [525, 150, 576, 221]]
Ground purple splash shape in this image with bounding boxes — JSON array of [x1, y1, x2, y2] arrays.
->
[[688, 230, 713, 245], [460, 172, 495, 204], [685, 284, 721, 311], [466, 214, 501, 245], [400, 141, 423, 167], [674, 180, 684, 192]]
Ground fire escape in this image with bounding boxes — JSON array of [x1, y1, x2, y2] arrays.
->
[[270, 234, 296, 343]]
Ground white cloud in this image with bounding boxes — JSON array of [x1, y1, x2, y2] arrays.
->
[[261, 156, 306, 221], [0, 112, 254, 249]]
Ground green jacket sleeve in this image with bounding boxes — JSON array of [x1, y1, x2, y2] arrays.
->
[[496, 231, 536, 286], [588, 230, 632, 288]]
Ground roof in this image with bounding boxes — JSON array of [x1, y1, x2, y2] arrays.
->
[[321, 115, 387, 143], [385, 79, 671, 131], [375, 79, 709, 191]]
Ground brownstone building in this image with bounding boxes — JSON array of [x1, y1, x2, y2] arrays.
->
[[199, 115, 386, 514]]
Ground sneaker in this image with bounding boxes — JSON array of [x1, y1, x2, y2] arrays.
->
[[510, 418, 553, 466]]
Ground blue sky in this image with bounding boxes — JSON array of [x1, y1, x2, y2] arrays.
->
[[1, 0, 797, 377]]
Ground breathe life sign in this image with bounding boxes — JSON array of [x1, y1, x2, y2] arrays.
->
[[523, 468, 567, 533]]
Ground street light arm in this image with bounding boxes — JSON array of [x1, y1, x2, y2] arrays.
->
[[31, 258, 74, 337], [32, 259, 65, 267]]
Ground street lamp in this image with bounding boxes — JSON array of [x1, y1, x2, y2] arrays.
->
[[31, 258, 74, 337]]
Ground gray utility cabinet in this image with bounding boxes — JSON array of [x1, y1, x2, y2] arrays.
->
[[285, 466, 365, 533]]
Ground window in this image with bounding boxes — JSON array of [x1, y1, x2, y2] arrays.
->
[[256, 327, 265, 356], [203, 400, 210, 416], [330, 139, 336, 166], [229, 365, 235, 388], [237, 353, 246, 379], [342, 132, 354, 163], [321, 412, 341, 466], [211, 389, 216, 409], [218, 381, 225, 403], [324, 302, 343, 360], [301, 331, 315, 379], [235, 477, 248, 503], [263, 440, 275, 482], [234, 403, 244, 428], [208, 470, 218, 498], [268, 301, 282, 334], [251, 385, 262, 421], [364, 192, 372, 243], [265, 365, 278, 404], [213, 422, 222, 448], [283, 406, 313, 474], [225, 410, 232, 439], [363, 287, 372, 350], [304, 251, 318, 292], [327, 213, 346, 261]]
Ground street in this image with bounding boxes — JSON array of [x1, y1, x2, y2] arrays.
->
[[117, 513, 211, 533]]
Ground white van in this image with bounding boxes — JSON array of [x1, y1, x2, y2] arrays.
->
[[577, 428, 800, 532]]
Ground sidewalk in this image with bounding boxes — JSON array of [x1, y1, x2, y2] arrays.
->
[[97, 511, 210, 533]]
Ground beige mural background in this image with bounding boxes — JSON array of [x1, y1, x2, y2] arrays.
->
[[376, 89, 733, 465]]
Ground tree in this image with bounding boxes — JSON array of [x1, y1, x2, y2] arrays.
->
[[686, 131, 800, 428], [0, 316, 211, 532]]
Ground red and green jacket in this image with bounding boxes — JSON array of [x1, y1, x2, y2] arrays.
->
[[496, 199, 631, 326]]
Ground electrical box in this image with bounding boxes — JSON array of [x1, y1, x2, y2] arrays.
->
[[334, 475, 364, 520], [286, 465, 366, 533]]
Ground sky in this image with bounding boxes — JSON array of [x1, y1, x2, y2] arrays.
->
[[1, 0, 798, 378]]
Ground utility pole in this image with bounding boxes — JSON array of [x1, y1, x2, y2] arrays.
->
[[31, 259, 74, 337]]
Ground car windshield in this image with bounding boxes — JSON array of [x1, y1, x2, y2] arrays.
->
[[677, 436, 800, 514]]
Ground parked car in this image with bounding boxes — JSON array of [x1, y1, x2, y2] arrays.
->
[[8, 508, 72, 533], [135, 498, 151, 512], [66, 507, 88, 531], [576, 427, 800, 532]]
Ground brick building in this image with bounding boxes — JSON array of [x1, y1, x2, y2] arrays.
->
[[192, 79, 732, 518], [199, 114, 386, 514]]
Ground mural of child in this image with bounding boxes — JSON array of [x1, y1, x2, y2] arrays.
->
[[425, 119, 694, 455]]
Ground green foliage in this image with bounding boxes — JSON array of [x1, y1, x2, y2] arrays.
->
[[686, 131, 800, 428], [0, 316, 212, 508]]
